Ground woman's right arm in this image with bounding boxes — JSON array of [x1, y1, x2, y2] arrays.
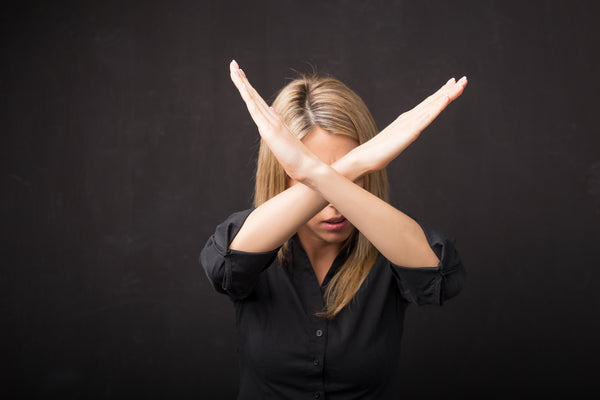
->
[[228, 152, 361, 252], [227, 60, 369, 253]]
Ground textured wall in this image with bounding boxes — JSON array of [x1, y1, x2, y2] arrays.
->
[[2, 0, 599, 398]]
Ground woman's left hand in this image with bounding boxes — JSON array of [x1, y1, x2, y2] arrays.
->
[[229, 60, 319, 182], [349, 76, 468, 175]]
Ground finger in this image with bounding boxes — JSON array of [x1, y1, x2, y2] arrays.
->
[[230, 61, 261, 105], [229, 61, 261, 105], [237, 70, 283, 133], [413, 95, 449, 129], [411, 84, 459, 130], [229, 60, 243, 89], [229, 61, 251, 100], [240, 71, 273, 118], [229, 61, 267, 114], [413, 75, 468, 117], [229, 61, 274, 131], [237, 67, 267, 107], [401, 78, 454, 121], [236, 66, 280, 126], [426, 78, 467, 120], [422, 77, 456, 105], [267, 105, 283, 123], [446, 76, 468, 101]]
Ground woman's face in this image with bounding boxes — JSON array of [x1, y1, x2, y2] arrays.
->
[[287, 126, 362, 249]]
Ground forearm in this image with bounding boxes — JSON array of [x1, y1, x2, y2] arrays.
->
[[226, 60, 466, 258], [304, 164, 440, 268], [229, 153, 365, 252]]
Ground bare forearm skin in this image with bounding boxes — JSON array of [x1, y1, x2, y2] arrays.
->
[[303, 163, 440, 268], [229, 154, 364, 252], [226, 60, 465, 265], [230, 150, 439, 269]]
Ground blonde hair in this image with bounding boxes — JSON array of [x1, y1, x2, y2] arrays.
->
[[254, 73, 388, 319]]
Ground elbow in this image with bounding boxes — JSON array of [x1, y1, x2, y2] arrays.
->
[[440, 261, 466, 304], [199, 245, 229, 295], [426, 245, 441, 267]]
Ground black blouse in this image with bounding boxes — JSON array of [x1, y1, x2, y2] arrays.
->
[[200, 208, 466, 400]]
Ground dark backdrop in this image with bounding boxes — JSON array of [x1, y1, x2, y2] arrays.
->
[[2, 0, 599, 399]]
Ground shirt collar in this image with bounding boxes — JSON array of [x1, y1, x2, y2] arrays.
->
[[288, 234, 354, 289]]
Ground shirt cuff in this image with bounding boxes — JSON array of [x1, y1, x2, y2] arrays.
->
[[388, 218, 465, 306]]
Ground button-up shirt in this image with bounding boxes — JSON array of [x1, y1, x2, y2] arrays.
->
[[200, 208, 466, 399]]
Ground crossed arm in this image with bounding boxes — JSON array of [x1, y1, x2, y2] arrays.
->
[[228, 60, 467, 268]]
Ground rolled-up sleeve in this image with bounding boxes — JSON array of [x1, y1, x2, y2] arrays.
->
[[389, 218, 466, 306], [199, 208, 280, 301]]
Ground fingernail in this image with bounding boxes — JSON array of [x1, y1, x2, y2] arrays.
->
[[239, 69, 246, 78], [447, 77, 455, 85], [231, 59, 239, 69], [458, 76, 467, 83]]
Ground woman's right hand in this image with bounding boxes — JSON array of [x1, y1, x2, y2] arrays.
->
[[351, 77, 468, 175], [229, 60, 324, 183]]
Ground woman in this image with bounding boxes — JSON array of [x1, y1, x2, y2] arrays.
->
[[200, 60, 468, 399]]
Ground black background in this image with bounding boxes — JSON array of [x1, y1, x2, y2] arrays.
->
[[2, 1, 599, 399]]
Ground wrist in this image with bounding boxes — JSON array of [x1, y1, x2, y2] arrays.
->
[[290, 153, 324, 185], [302, 160, 333, 191], [333, 148, 369, 181]]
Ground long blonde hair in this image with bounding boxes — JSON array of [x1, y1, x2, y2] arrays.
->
[[254, 73, 388, 319]]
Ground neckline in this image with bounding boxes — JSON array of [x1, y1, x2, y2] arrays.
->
[[290, 235, 351, 289]]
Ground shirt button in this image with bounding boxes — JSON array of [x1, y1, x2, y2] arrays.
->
[[315, 329, 323, 337], [313, 359, 319, 366], [314, 392, 321, 399]]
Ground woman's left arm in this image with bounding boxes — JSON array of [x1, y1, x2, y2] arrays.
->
[[305, 161, 440, 267], [232, 62, 467, 268]]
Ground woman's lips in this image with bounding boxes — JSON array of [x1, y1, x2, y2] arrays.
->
[[323, 217, 349, 232]]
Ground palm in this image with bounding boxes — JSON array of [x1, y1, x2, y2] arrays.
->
[[229, 60, 320, 181]]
